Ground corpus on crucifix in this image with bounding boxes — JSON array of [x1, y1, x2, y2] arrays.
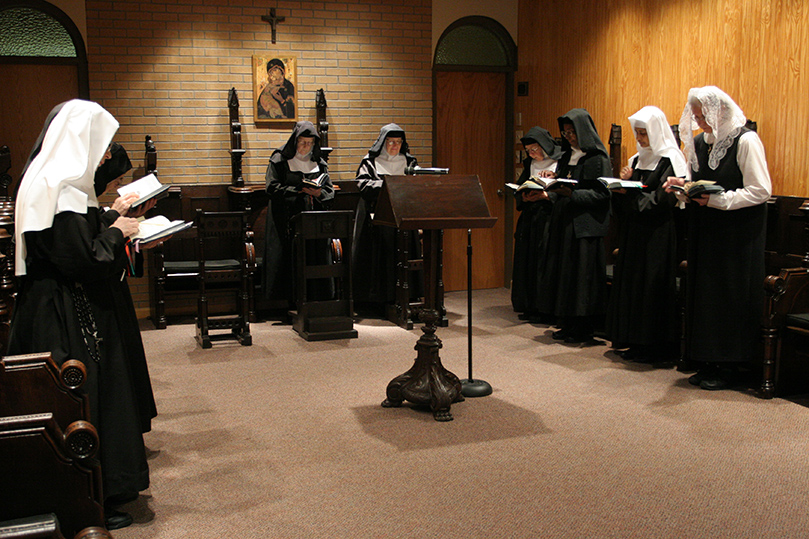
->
[[261, 8, 285, 44]]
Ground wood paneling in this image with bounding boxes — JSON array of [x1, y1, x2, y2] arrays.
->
[[516, 0, 809, 196]]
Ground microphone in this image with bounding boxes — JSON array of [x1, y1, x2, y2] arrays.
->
[[405, 164, 449, 175]]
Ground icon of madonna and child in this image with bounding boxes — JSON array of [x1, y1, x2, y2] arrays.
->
[[255, 56, 296, 121]]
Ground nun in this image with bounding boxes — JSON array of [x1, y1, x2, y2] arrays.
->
[[535, 108, 612, 343], [351, 123, 422, 314], [263, 120, 334, 305], [9, 99, 150, 529], [664, 86, 771, 390], [511, 126, 561, 319], [606, 106, 687, 363]]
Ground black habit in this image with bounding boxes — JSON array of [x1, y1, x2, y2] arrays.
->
[[263, 121, 334, 302], [535, 109, 612, 329], [8, 208, 151, 501], [511, 126, 561, 315], [351, 123, 422, 306], [686, 128, 766, 363], [606, 156, 680, 351]]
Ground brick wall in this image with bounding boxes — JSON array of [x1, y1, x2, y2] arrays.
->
[[85, 0, 434, 317]]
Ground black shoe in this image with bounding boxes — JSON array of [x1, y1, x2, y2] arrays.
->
[[551, 328, 569, 340], [105, 509, 133, 530], [618, 347, 642, 360], [699, 367, 738, 391], [688, 364, 717, 386], [564, 332, 592, 344]]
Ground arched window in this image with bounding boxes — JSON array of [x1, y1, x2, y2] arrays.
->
[[0, 1, 88, 96], [434, 16, 516, 70]]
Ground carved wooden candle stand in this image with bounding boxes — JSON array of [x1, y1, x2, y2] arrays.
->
[[374, 175, 495, 421]]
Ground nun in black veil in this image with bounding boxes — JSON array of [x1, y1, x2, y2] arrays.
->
[[511, 126, 561, 319], [535, 108, 612, 343], [263, 120, 334, 305], [351, 123, 423, 315], [9, 100, 154, 529]]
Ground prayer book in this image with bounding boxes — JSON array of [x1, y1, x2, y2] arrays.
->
[[118, 173, 170, 209], [131, 215, 192, 244], [669, 180, 724, 197], [301, 172, 327, 189], [598, 177, 645, 190], [505, 177, 577, 192]]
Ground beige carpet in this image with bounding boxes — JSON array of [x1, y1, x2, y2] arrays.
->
[[113, 288, 809, 539]]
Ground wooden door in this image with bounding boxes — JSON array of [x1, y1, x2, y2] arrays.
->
[[435, 70, 507, 291], [0, 63, 79, 190]]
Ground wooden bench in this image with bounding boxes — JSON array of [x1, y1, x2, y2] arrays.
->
[[0, 414, 107, 539]]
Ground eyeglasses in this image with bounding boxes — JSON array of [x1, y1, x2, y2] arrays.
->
[[561, 130, 576, 138], [385, 139, 403, 146], [526, 146, 544, 155]]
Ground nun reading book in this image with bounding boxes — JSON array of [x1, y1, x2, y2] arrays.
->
[[605, 105, 687, 362], [511, 126, 561, 319], [535, 108, 612, 344], [264, 121, 334, 306], [9, 100, 154, 530]]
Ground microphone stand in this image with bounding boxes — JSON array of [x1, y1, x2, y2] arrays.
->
[[460, 228, 492, 397]]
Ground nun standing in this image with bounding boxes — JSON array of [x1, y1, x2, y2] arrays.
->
[[263, 120, 334, 305], [9, 99, 150, 529], [664, 86, 771, 390], [606, 106, 687, 362], [352, 123, 422, 313], [511, 126, 561, 319], [536, 109, 612, 343]]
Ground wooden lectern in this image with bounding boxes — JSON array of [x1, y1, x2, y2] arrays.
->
[[374, 175, 496, 421]]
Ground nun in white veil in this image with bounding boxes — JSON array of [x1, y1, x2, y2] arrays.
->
[[8, 99, 149, 529], [664, 86, 772, 390], [606, 106, 687, 363]]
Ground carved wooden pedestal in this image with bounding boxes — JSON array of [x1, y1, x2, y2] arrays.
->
[[382, 230, 463, 421]]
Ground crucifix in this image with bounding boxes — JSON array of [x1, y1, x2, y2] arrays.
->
[[261, 8, 285, 44]]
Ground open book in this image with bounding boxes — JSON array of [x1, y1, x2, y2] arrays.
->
[[118, 173, 171, 209], [130, 215, 192, 244], [505, 177, 577, 192], [669, 180, 724, 198], [301, 172, 327, 189], [598, 177, 645, 190]]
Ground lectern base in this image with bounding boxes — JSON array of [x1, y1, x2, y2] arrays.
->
[[382, 308, 463, 421]]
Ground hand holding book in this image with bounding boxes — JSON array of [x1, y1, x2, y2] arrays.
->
[[130, 215, 193, 245], [117, 173, 170, 209], [505, 176, 577, 193], [665, 179, 723, 198]]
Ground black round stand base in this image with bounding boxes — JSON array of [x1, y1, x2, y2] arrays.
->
[[460, 378, 492, 397]]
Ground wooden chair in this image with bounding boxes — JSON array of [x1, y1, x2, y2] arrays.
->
[[195, 209, 255, 348], [759, 198, 809, 397]]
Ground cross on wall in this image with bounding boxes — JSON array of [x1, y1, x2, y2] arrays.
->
[[261, 8, 285, 44]]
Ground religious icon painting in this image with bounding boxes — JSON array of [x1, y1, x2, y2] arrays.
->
[[253, 55, 298, 125]]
